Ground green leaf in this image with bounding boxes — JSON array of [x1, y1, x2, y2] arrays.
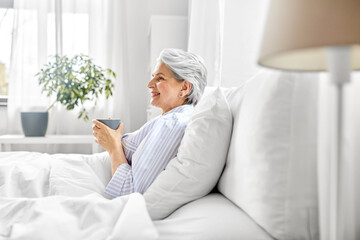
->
[[36, 53, 116, 122]]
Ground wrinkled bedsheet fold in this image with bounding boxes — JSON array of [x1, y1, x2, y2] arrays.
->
[[0, 151, 158, 240]]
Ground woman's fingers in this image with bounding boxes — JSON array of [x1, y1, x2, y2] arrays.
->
[[116, 122, 124, 133], [92, 119, 107, 129]]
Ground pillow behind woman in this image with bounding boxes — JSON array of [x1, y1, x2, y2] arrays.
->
[[144, 87, 233, 220]]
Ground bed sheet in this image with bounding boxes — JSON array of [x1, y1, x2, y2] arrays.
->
[[0, 151, 158, 240], [153, 193, 274, 240]]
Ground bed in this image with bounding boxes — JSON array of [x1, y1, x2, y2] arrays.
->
[[0, 69, 319, 239]]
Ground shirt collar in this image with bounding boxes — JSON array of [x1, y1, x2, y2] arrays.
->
[[162, 104, 193, 116]]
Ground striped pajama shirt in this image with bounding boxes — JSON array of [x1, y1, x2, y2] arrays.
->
[[105, 104, 194, 198]]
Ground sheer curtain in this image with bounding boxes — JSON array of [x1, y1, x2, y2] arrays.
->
[[188, 0, 269, 87], [188, 0, 224, 87], [8, 0, 129, 153], [8, 0, 54, 134]]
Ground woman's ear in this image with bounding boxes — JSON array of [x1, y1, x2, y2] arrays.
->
[[180, 81, 192, 96]]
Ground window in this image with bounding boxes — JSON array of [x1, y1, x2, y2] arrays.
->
[[0, 0, 14, 105], [0, 0, 91, 107]]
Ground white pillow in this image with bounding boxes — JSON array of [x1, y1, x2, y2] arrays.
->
[[218, 70, 319, 240], [144, 88, 233, 220]]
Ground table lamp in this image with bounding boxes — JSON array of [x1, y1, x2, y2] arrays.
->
[[258, 1, 360, 240]]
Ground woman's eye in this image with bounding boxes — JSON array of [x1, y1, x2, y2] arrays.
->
[[158, 77, 164, 81]]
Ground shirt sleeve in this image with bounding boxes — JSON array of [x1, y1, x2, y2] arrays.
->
[[104, 163, 133, 198], [104, 116, 186, 198]]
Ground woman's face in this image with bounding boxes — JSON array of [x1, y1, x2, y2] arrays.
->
[[148, 62, 189, 114]]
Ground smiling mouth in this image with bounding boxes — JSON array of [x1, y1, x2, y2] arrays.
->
[[151, 93, 160, 97]]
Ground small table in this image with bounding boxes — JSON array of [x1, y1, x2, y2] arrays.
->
[[0, 134, 99, 153]]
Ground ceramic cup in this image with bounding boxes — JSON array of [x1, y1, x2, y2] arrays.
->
[[96, 119, 121, 130]]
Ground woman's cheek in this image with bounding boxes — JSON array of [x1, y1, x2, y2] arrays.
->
[[157, 81, 166, 90]]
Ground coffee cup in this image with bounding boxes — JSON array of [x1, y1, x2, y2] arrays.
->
[[96, 119, 121, 130]]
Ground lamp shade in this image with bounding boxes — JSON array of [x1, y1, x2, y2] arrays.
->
[[258, 0, 360, 71]]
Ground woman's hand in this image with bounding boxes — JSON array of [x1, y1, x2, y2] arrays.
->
[[92, 120, 123, 153], [92, 120, 127, 175]]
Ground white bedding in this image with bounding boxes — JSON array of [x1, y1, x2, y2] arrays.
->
[[0, 151, 158, 240], [154, 193, 274, 240]]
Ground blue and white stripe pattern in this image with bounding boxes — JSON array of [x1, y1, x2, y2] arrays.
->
[[105, 104, 194, 198]]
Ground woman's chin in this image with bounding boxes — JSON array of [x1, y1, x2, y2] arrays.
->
[[150, 101, 159, 108]]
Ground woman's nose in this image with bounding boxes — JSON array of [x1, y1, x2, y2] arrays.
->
[[147, 78, 155, 88]]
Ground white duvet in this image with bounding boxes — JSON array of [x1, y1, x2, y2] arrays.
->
[[0, 151, 158, 240]]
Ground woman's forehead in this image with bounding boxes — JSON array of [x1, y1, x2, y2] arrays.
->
[[152, 62, 174, 77]]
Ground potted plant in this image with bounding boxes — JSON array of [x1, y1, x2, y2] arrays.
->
[[20, 54, 116, 137]]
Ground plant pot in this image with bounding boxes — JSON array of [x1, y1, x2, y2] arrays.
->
[[20, 112, 48, 137]]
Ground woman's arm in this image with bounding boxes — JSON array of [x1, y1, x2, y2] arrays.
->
[[92, 119, 135, 198]]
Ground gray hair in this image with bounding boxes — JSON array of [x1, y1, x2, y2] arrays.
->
[[157, 48, 207, 106]]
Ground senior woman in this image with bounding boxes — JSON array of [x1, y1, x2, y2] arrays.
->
[[92, 48, 207, 198]]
